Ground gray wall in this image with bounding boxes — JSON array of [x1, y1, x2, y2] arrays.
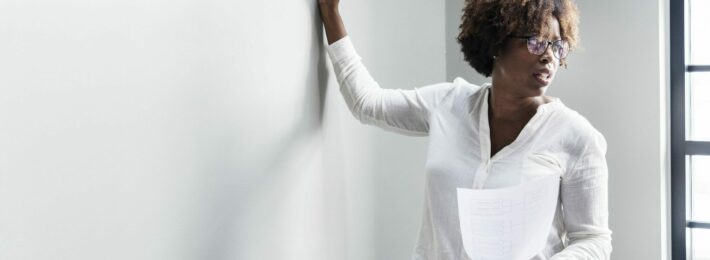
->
[[0, 0, 670, 259], [445, 0, 669, 259], [327, 1, 446, 260], [0, 0, 444, 259]]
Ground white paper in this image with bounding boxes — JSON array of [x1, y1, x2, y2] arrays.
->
[[457, 174, 560, 260]]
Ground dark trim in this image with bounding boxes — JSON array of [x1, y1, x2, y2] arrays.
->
[[687, 65, 710, 72], [670, 0, 687, 258], [686, 141, 710, 155], [688, 221, 710, 229]]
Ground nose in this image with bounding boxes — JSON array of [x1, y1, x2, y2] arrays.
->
[[539, 45, 556, 65], [540, 46, 557, 65]]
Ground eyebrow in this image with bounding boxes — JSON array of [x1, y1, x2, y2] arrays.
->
[[536, 34, 563, 41]]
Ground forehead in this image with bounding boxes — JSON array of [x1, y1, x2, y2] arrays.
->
[[538, 16, 562, 39]]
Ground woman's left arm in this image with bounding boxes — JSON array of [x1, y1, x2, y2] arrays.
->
[[550, 130, 613, 260]]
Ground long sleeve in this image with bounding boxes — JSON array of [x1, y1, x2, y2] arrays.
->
[[325, 36, 454, 136], [551, 129, 613, 259]]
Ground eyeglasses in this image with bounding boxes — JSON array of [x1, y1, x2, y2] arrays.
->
[[511, 35, 570, 60]]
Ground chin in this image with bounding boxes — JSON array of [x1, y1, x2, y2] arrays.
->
[[528, 84, 549, 96]]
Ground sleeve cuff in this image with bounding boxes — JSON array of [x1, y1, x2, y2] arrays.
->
[[326, 35, 359, 64]]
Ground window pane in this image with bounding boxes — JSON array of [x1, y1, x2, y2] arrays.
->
[[691, 155, 710, 221], [691, 228, 710, 260], [690, 0, 710, 64], [689, 72, 710, 141]]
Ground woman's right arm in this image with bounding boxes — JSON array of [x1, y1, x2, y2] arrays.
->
[[318, 0, 457, 136], [318, 0, 347, 45]]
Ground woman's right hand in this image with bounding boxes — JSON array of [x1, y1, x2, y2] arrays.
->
[[318, 0, 347, 45], [318, 0, 340, 13]]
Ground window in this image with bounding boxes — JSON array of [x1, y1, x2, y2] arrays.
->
[[671, 0, 710, 259]]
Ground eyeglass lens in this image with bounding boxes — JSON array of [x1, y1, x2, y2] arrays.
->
[[527, 37, 569, 59]]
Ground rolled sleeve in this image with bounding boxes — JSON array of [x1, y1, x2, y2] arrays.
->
[[325, 35, 456, 136]]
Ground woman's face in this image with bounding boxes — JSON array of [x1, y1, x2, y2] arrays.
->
[[493, 16, 562, 97]]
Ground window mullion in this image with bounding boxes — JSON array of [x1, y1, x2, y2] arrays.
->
[[688, 65, 710, 72]]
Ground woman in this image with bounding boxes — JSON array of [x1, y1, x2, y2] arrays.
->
[[319, 0, 612, 259]]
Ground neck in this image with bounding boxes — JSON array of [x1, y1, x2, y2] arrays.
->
[[487, 82, 549, 121]]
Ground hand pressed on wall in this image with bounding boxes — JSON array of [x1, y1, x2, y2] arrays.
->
[[317, 0, 347, 45], [318, 0, 339, 11]]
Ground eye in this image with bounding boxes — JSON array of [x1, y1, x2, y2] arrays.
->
[[553, 40, 570, 58], [527, 37, 547, 55]]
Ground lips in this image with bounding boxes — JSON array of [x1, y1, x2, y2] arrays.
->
[[533, 68, 553, 79], [533, 68, 553, 85], [533, 72, 550, 80]]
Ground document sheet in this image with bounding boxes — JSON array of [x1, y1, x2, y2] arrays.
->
[[456, 175, 561, 260]]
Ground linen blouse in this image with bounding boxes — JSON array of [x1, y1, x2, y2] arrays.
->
[[326, 35, 612, 260]]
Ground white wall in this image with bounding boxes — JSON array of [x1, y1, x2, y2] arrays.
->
[[341, 1, 446, 259], [0, 0, 444, 260], [445, 0, 668, 259], [1, 0, 670, 259]]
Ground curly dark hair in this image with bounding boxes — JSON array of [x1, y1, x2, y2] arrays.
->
[[457, 0, 580, 77]]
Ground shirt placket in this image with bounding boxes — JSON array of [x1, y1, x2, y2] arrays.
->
[[471, 86, 547, 189]]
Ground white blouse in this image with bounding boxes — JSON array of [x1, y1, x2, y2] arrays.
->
[[326, 36, 612, 260]]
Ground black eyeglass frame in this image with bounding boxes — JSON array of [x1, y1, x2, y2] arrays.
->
[[510, 35, 570, 60]]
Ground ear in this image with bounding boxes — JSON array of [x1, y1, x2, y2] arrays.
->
[[492, 47, 502, 59], [496, 38, 514, 58]]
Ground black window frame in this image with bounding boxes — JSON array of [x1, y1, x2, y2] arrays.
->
[[671, 0, 710, 259]]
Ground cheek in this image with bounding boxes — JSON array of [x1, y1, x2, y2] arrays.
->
[[509, 58, 536, 78], [500, 54, 533, 75], [499, 64, 528, 81]]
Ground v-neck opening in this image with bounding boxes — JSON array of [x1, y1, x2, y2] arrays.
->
[[477, 83, 559, 163]]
